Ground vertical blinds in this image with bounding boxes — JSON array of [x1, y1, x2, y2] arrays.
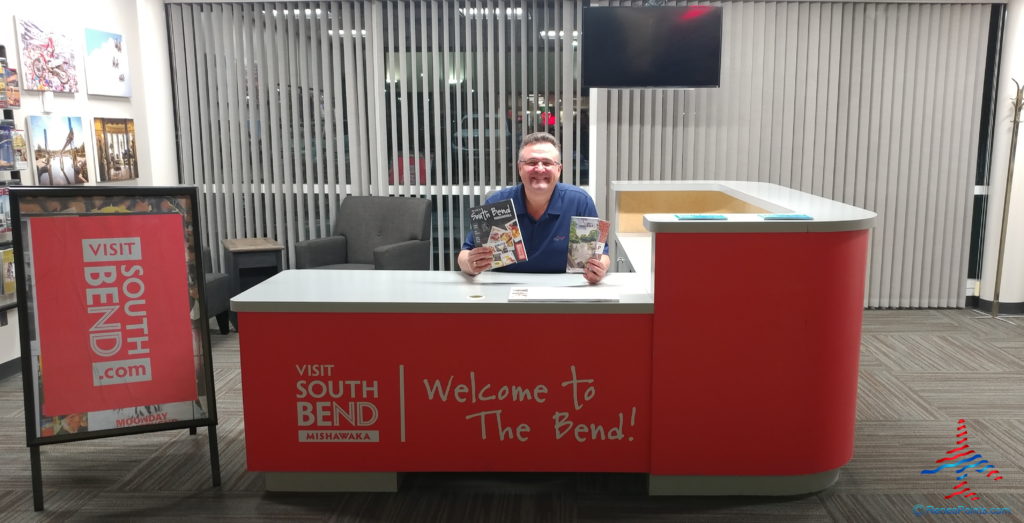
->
[[593, 1, 991, 308], [168, 1, 993, 308], [167, 1, 585, 272]]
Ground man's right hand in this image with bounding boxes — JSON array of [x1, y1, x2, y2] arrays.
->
[[459, 246, 494, 276]]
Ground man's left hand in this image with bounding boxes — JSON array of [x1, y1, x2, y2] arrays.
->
[[583, 256, 608, 284]]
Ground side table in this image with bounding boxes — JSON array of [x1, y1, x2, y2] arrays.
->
[[222, 237, 284, 330]]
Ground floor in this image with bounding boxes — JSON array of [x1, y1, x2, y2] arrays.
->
[[0, 309, 1021, 522]]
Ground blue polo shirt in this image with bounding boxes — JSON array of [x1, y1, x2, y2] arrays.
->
[[462, 183, 608, 273]]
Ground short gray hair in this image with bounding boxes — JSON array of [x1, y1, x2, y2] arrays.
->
[[518, 132, 561, 161]]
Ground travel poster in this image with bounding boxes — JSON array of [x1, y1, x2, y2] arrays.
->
[[29, 213, 198, 416]]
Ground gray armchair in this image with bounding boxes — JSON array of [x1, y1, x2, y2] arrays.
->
[[295, 195, 432, 270]]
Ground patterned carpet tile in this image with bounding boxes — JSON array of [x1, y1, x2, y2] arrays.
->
[[860, 310, 958, 334], [0, 489, 100, 523], [895, 373, 1024, 419], [576, 493, 831, 522], [862, 334, 1024, 372], [73, 491, 340, 521], [857, 344, 887, 371], [967, 420, 1024, 474], [333, 491, 573, 523], [838, 420, 1022, 494], [855, 370, 942, 421], [817, 491, 1024, 523], [934, 310, 1024, 341]]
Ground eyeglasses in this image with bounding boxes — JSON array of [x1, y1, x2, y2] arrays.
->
[[518, 159, 561, 168]]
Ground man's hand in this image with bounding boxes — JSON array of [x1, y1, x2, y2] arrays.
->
[[458, 246, 495, 276], [583, 255, 611, 284]]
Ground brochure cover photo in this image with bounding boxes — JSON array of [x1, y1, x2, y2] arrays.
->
[[469, 199, 527, 269], [5, 67, 21, 108], [566, 216, 610, 272]]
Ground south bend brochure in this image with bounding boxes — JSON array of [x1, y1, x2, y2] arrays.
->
[[469, 199, 527, 269], [566, 216, 610, 273]]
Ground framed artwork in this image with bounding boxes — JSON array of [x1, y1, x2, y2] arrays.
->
[[85, 29, 130, 97], [15, 18, 79, 93], [94, 118, 139, 182], [26, 115, 89, 185]]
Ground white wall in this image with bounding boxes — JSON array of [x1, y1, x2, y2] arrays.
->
[[981, 0, 1024, 306], [0, 0, 176, 364], [0, 0, 177, 187]]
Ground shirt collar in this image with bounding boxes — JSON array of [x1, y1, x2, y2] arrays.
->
[[514, 183, 564, 220]]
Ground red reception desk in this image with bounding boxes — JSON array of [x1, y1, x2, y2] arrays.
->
[[231, 181, 875, 495]]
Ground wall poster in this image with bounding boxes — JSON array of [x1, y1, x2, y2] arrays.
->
[[94, 118, 138, 182], [84, 28, 131, 98], [26, 115, 89, 185], [15, 18, 79, 93]]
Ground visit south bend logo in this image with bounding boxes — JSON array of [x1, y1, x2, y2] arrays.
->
[[920, 419, 1004, 501]]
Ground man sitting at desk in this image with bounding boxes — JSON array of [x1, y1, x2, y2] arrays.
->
[[458, 132, 611, 283]]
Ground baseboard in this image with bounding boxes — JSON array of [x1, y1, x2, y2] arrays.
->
[[0, 357, 20, 380], [974, 298, 1024, 315]]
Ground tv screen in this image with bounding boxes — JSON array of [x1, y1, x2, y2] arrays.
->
[[582, 6, 723, 89]]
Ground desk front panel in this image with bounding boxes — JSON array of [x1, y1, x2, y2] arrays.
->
[[239, 311, 653, 472], [650, 230, 868, 476]]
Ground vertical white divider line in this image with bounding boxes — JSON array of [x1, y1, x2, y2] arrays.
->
[[368, 2, 390, 198], [327, 2, 342, 225], [239, 5, 258, 238], [296, 5, 310, 243], [225, 4, 244, 240], [399, 364, 407, 442]]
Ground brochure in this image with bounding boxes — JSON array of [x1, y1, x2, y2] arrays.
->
[[0, 120, 14, 171], [11, 130, 29, 171], [508, 286, 619, 302], [675, 214, 727, 220], [759, 213, 813, 220], [1, 247, 13, 295], [4, 67, 20, 109], [566, 216, 609, 273], [0, 185, 10, 242], [469, 199, 527, 269]]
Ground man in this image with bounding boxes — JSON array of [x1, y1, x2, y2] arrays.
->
[[458, 132, 611, 283]]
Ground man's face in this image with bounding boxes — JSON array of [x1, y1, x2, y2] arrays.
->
[[517, 142, 562, 199]]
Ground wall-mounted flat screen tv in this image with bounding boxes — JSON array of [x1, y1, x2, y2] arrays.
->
[[582, 6, 723, 89]]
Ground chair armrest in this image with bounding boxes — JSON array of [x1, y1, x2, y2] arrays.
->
[[374, 240, 430, 270], [295, 236, 348, 268]]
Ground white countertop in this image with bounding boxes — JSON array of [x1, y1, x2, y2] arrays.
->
[[231, 270, 654, 314], [612, 180, 876, 233]]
